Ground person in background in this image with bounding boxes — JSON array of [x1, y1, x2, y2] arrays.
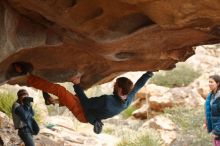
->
[[12, 89, 36, 146], [205, 75, 220, 146]]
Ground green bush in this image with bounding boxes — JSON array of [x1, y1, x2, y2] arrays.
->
[[164, 106, 212, 146], [117, 132, 161, 146], [150, 63, 201, 88], [0, 92, 16, 118], [121, 106, 136, 119]]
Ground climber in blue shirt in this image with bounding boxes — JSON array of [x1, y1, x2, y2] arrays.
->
[[70, 71, 154, 133], [7, 61, 154, 134]]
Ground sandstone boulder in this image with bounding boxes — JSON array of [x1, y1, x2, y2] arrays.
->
[[0, 0, 220, 88]]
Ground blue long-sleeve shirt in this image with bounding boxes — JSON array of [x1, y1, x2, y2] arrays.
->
[[14, 103, 35, 133], [205, 93, 212, 133], [74, 72, 153, 124], [15, 104, 34, 122], [205, 90, 220, 135]]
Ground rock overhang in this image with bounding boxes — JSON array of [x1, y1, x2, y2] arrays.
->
[[0, 0, 220, 89]]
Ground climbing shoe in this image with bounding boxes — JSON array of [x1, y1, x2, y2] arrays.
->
[[6, 61, 33, 79]]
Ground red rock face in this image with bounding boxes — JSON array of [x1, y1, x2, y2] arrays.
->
[[0, 0, 220, 88]]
